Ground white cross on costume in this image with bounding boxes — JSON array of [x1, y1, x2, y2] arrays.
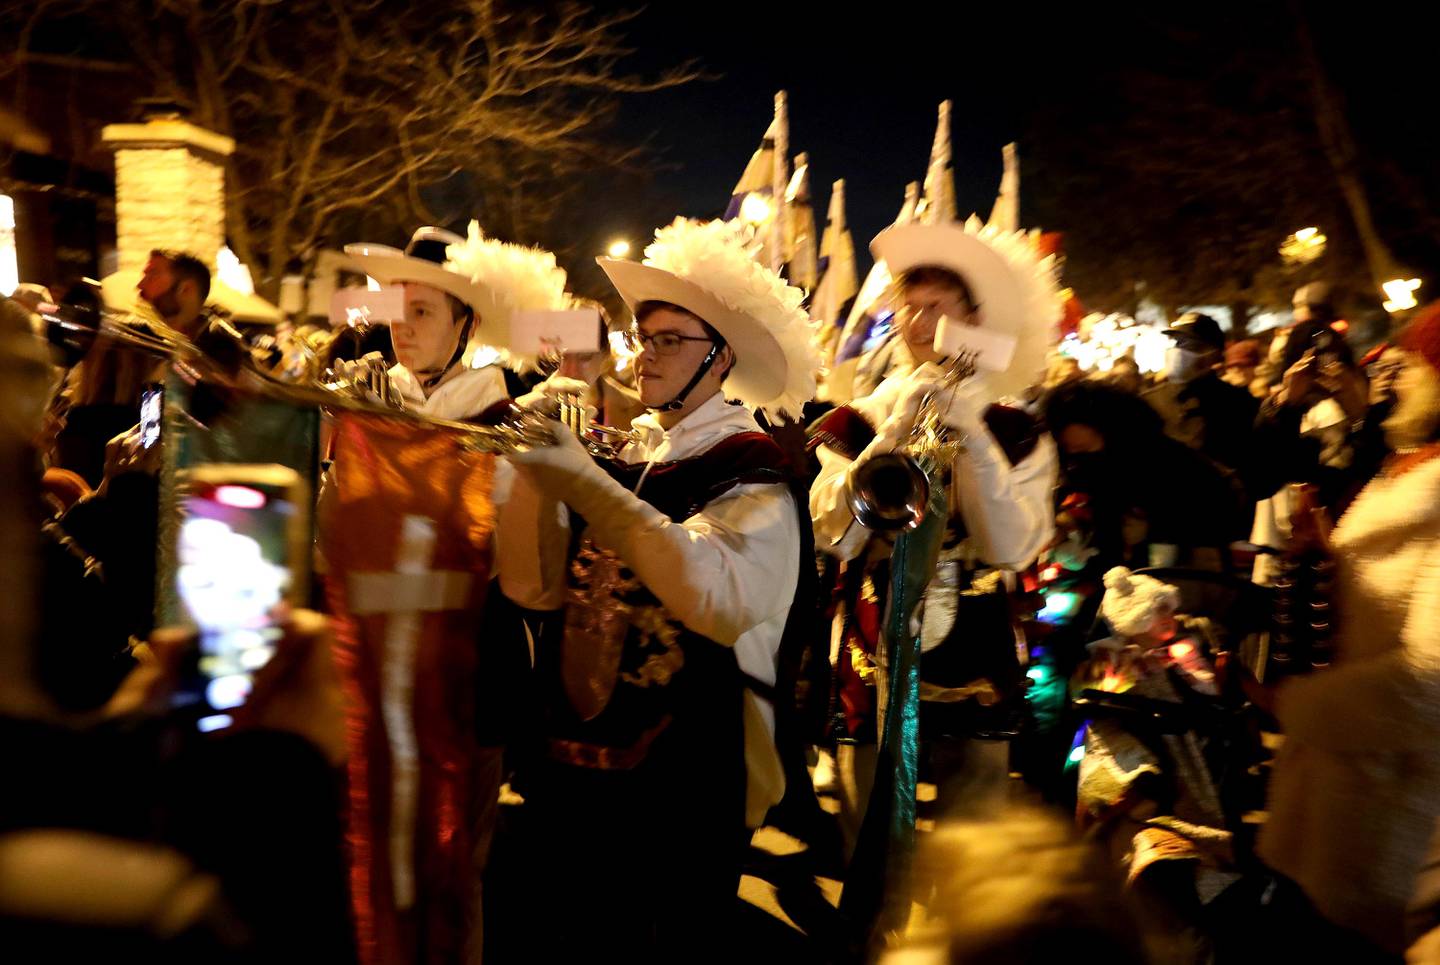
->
[[347, 514, 472, 910]]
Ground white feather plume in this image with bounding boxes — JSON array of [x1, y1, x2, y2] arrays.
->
[[961, 215, 1062, 403], [642, 218, 820, 419], [445, 220, 572, 318]]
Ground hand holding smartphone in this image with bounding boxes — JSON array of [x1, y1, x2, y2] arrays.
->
[[172, 464, 311, 732]]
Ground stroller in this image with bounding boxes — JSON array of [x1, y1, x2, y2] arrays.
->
[[1067, 567, 1278, 964]]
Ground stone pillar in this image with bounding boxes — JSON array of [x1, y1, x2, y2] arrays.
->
[[102, 112, 234, 274]]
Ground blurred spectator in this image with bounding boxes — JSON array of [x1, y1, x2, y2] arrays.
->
[[1255, 301, 1440, 958], [1142, 313, 1259, 487], [0, 288, 55, 447], [883, 809, 1148, 964], [1251, 282, 1339, 398], [0, 316, 353, 960], [1044, 380, 1250, 572], [1248, 311, 1386, 583], [51, 251, 213, 487], [1043, 352, 1083, 390], [1223, 338, 1263, 395], [9, 282, 53, 311], [1099, 355, 1145, 395]]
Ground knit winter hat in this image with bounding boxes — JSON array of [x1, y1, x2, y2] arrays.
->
[[1401, 301, 1440, 376], [1100, 567, 1180, 639]]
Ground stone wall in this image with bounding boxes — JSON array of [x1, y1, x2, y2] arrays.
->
[[103, 120, 234, 275]]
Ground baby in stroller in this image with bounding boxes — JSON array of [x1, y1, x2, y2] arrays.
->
[[1070, 567, 1245, 962]]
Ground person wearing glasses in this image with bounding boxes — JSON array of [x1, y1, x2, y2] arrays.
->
[[806, 222, 1060, 856], [495, 217, 819, 959]]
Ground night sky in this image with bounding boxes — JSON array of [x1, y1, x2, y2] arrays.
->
[[563, 2, 1049, 294], [556, 1, 1440, 315]]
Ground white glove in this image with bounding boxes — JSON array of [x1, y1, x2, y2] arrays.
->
[[866, 378, 934, 455], [506, 418, 673, 565], [931, 377, 988, 437], [505, 418, 606, 500], [514, 375, 593, 413]]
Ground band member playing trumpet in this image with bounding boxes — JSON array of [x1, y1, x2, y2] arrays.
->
[[347, 224, 581, 422], [497, 218, 819, 960], [807, 221, 1060, 853]]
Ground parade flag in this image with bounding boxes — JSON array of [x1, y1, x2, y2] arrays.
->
[[785, 152, 819, 293], [320, 411, 500, 965], [725, 91, 790, 273], [918, 100, 957, 226], [812, 178, 859, 365], [770, 90, 790, 274], [988, 142, 1021, 233], [723, 115, 778, 222], [833, 182, 919, 368]]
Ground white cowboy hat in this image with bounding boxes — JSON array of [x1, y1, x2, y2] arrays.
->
[[871, 218, 1061, 401], [344, 227, 494, 329], [598, 218, 818, 420], [872, 221, 1026, 342]]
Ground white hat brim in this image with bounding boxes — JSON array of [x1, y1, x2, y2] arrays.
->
[[345, 250, 503, 343], [871, 223, 1027, 342], [597, 258, 787, 408]]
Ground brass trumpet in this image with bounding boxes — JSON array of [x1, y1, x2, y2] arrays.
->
[[43, 283, 637, 459], [845, 350, 977, 532]]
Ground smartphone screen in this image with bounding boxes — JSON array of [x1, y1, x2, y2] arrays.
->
[[173, 467, 304, 731], [139, 384, 163, 450]]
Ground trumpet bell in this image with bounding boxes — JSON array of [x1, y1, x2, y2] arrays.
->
[[845, 451, 931, 532]]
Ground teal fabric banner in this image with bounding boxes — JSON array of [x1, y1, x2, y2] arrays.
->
[[839, 478, 946, 949]]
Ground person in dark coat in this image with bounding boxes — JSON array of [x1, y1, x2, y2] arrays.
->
[[1142, 312, 1260, 488], [1043, 381, 1250, 571]]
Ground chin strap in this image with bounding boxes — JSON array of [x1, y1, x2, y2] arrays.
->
[[420, 314, 476, 392], [654, 341, 722, 412]]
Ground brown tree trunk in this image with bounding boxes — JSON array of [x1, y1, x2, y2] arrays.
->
[[1293, 5, 1398, 298], [1230, 298, 1251, 335]]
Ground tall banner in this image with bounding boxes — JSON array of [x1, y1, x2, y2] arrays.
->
[[320, 411, 500, 965]]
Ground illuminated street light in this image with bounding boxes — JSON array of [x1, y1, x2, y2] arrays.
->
[[1382, 277, 1422, 313], [606, 239, 631, 258], [739, 192, 773, 226], [1280, 226, 1327, 266], [216, 244, 255, 295], [0, 195, 18, 297]]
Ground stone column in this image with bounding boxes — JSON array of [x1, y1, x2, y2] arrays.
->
[[101, 113, 234, 274]]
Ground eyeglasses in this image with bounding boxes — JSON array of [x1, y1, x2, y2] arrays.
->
[[621, 329, 716, 356], [897, 302, 978, 323]]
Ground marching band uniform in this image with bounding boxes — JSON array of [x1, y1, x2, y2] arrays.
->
[[349, 227, 509, 422], [333, 223, 576, 964], [497, 218, 819, 959], [807, 221, 1060, 847]]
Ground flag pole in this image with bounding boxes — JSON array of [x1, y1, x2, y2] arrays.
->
[[771, 90, 789, 274]]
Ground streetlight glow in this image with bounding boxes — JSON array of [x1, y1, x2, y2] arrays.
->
[[606, 239, 631, 258], [739, 192, 773, 226], [1382, 277, 1422, 313], [1280, 226, 1327, 266]]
